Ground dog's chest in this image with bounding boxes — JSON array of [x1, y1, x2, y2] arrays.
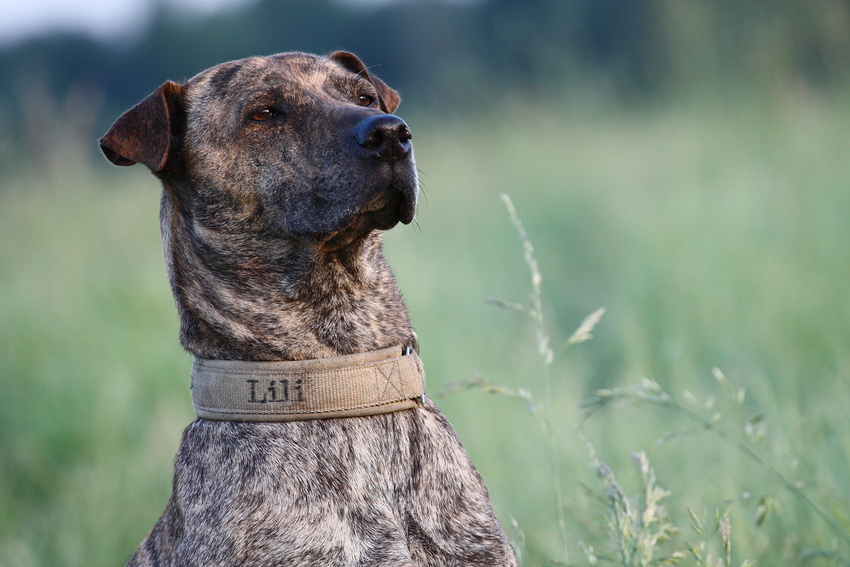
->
[[169, 404, 505, 565]]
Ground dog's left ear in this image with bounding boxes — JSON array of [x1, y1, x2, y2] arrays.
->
[[330, 51, 400, 114], [100, 81, 185, 172]]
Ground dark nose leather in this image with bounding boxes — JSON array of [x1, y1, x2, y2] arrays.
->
[[354, 115, 412, 162]]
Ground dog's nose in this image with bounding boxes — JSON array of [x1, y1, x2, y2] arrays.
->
[[354, 115, 412, 162]]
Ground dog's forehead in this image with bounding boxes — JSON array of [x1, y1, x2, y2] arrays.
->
[[187, 52, 351, 104]]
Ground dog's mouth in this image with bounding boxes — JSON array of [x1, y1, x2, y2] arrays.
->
[[363, 184, 416, 226], [322, 184, 416, 250]]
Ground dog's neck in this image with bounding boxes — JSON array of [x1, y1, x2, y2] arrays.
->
[[160, 192, 415, 362]]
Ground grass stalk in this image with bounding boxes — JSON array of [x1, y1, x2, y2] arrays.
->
[[472, 194, 606, 564], [499, 193, 569, 565]]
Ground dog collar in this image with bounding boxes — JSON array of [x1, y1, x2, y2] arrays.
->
[[190, 345, 425, 422]]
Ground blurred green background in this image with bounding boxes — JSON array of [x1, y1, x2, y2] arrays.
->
[[2, 0, 850, 565]]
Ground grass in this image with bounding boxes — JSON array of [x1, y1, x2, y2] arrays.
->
[[3, 92, 850, 565]]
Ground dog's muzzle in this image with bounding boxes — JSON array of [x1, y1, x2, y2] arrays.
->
[[353, 114, 417, 227]]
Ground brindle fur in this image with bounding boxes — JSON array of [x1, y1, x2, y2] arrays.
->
[[100, 52, 516, 566]]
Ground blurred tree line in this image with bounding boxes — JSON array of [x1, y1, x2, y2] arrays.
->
[[0, 0, 849, 166]]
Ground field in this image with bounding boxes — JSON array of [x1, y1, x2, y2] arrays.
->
[[2, 94, 850, 566]]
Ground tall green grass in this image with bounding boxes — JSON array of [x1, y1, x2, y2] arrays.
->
[[2, 94, 850, 566]]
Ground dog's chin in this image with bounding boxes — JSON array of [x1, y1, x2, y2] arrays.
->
[[321, 187, 416, 251], [372, 185, 417, 227]]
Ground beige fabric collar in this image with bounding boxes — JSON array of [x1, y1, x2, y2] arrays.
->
[[191, 345, 425, 422]]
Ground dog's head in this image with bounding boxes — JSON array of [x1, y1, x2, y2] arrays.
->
[[100, 52, 417, 250]]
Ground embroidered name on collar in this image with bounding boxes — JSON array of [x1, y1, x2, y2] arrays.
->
[[191, 345, 425, 422]]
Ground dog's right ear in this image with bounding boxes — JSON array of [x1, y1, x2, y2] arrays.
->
[[100, 81, 185, 172]]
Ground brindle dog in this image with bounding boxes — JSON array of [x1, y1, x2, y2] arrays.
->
[[100, 51, 516, 566]]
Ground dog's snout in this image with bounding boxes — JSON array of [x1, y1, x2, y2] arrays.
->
[[354, 115, 412, 162]]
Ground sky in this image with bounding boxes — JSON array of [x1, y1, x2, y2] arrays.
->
[[0, 0, 398, 46]]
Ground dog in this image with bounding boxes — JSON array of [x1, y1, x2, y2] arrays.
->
[[100, 51, 517, 566]]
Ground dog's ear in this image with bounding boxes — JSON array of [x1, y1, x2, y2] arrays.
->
[[100, 81, 185, 171], [330, 51, 400, 114]]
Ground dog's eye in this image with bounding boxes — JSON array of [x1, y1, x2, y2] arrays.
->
[[357, 95, 375, 107], [251, 108, 276, 122]]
